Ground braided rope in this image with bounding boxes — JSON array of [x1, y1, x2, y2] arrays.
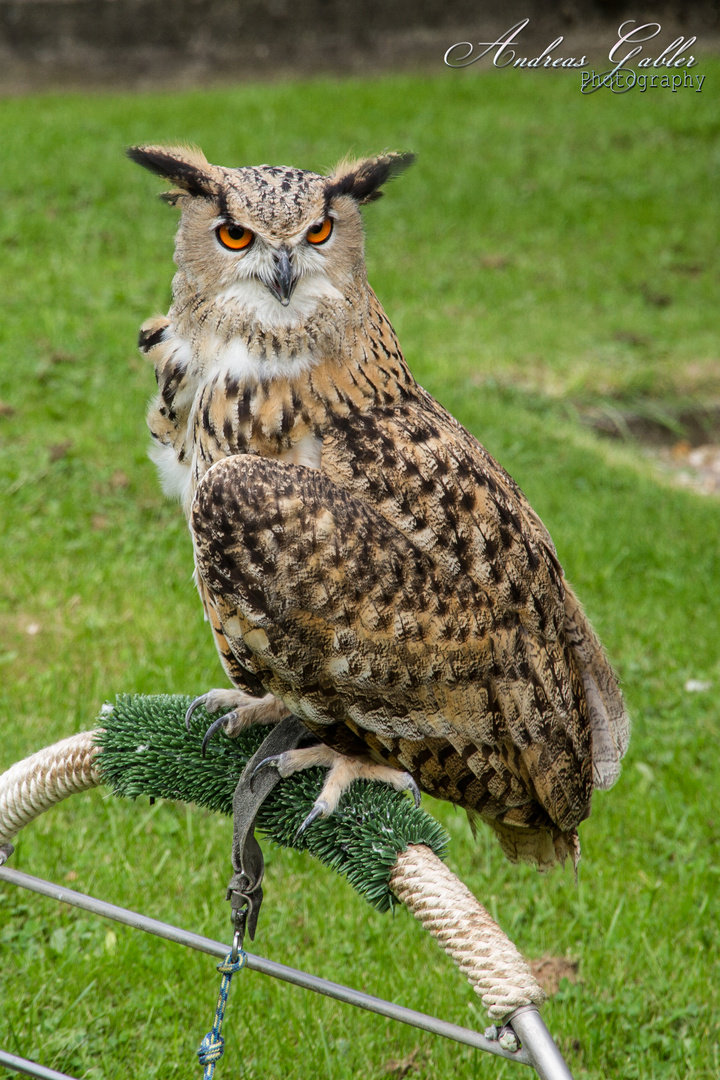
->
[[197, 951, 247, 1077], [0, 732, 101, 846], [390, 843, 545, 1021]]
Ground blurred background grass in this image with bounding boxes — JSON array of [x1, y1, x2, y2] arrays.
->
[[0, 66, 719, 1079]]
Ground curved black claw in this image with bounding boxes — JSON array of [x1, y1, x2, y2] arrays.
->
[[185, 695, 208, 733], [200, 713, 238, 757], [250, 753, 283, 782], [406, 775, 422, 808], [295, 800, 328, 840]]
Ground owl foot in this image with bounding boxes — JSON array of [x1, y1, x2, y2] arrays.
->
[[253, 744, 421, 836], [185, 690, 290, 756]]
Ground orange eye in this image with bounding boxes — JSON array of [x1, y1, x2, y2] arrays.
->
[[216, 223, 254, 251], [306, 217, 333, 245]]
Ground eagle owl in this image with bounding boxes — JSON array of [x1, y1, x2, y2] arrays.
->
[[129, 144, 629, 869]]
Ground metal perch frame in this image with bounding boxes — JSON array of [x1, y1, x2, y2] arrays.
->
[[0, 727, 575, 1080]]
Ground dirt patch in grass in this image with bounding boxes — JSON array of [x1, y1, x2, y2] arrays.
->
[[529, 955, 580, 997], [582, 403, 720, 496]]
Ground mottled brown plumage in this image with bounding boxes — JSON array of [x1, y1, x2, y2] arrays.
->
[[130, 144, 629, 868]]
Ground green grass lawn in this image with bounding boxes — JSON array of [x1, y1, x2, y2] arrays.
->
[[1, 67, 719, 1079]]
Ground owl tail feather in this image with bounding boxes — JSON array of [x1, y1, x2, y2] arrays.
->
[[564, 584, 630, 792], [485, 818, 581, 873]]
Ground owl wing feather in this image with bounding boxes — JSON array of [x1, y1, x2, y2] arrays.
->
[[321, 382, 627, 810], [191, 449, 594, 836]]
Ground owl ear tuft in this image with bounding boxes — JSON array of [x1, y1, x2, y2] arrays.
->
[[326, 151, 416, 206], [127, 144, 220, 200]]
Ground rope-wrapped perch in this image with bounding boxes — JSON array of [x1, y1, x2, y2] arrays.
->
[[0, 696, 544, 1021], [391, 843, 542, 1018], [0, 732, 100, 847]]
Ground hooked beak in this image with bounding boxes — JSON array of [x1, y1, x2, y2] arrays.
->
[[266, 247, 297, 307]]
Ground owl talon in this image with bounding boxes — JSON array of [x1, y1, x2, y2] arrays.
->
[[404, 774, 422, 808], [185, 694, 208, 732], [250, 753, 283, 781], [295, 800, 329, 839], [200, 712, 238, 756], [186, 690, 290, 748]]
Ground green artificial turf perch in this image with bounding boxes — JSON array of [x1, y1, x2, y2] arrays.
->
[[96, 694, 448, 913]]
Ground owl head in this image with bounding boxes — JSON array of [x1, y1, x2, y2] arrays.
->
[[128, 144, 414, 325]]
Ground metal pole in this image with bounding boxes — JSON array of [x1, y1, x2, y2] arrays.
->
[[508, 1007, 575, 1080], [0, 1050, 81, 1080], [0, 866, 532, 1067]]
